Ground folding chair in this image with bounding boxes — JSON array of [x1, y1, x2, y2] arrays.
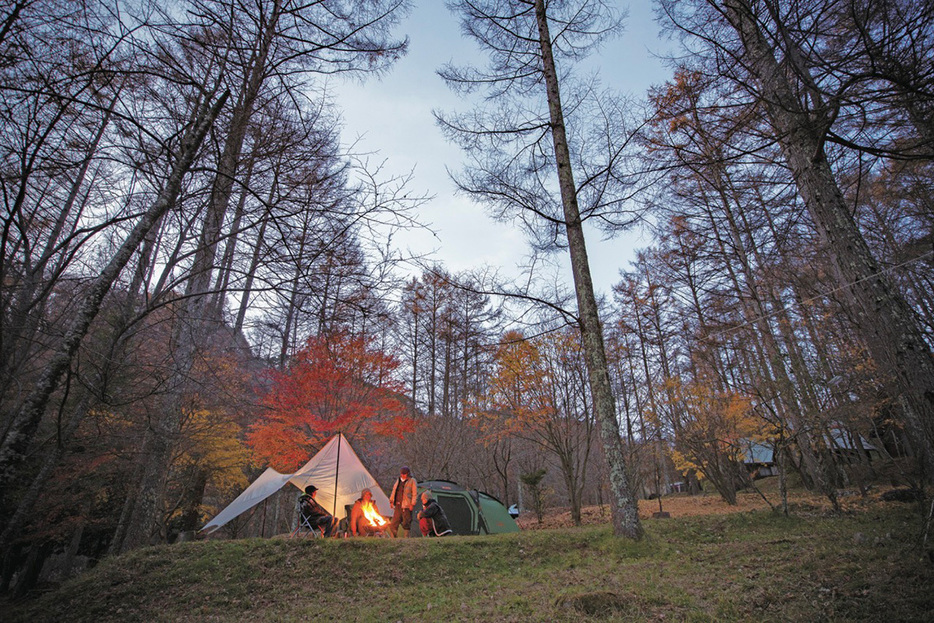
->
[[290, 498, 323, 538], [290, 513, 321, 538]]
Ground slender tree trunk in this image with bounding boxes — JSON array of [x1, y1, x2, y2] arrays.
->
[[12, 541, 52, 599], [106, 458, 140, 556], [185, 3, 281, 319], [410, 292, 420, 415], [235, 182, 275, 333], [0, 393, 92, 555], [279, 254, 305, 368], [177, 467, 209, 534], [210, 156, 256, 320], [60, 502, 88, 581], [631, 284, 666, 499], [534, 0, 642, 539]]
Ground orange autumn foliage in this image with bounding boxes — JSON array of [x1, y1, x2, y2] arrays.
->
[[661, 378, 763, 504], [483, 330, 553, 435], [247, 333, 413, 471]]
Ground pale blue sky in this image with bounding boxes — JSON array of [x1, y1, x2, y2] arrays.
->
[[334, 1, 669, 296]]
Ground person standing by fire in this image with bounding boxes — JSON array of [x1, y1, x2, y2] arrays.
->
[[388, 466, 417, 537], [349, 489, 385, 537]]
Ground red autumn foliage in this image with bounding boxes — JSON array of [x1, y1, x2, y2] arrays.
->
[[247, 333, 414, 471]]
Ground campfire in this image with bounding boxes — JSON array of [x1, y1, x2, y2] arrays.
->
[[361, 500, 388, 529]]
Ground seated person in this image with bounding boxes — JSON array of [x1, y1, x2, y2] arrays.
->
[[298, 485, 336, 536], [349, 488, 386, 537], [417, 491, 452, 537]]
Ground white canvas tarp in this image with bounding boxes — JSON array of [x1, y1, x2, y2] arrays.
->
[[201, 434, 391, 534]]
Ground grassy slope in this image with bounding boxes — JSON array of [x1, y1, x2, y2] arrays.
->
[[5, 497, 933, 622]]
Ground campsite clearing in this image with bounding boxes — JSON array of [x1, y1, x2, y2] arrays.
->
[[5, 487, 932, 622], [517, 483, 869, 530]]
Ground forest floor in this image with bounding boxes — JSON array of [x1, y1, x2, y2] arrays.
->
[[518, 478, 853, 530]]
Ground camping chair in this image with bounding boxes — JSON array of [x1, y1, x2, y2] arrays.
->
[[290, 497, 326, 538], [337, 504, 353, 537], [290, 510, 323, 538]]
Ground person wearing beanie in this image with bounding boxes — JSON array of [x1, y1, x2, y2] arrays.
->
[[388, 466, 418, 537]]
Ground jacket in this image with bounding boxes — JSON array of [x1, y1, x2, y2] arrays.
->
[[418, 499, 452, 535], [299, 493, 331, 520], [389, 476, 418, 510]]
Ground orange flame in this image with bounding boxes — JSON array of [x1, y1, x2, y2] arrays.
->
[[361, 500, 387, 528]]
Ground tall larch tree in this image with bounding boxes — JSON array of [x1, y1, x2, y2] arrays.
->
[[438, 0, 642, 538]]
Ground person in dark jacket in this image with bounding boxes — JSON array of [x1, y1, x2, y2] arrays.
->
[[417, 491, 452, 537], [298, 485, 336, 536]]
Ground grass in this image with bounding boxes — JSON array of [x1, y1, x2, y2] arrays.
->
[[4, 492, 933, 622]]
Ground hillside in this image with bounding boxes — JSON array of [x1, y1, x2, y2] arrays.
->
[[4, 488, 932, 622]]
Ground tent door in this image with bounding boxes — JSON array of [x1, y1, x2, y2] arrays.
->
[[435, 493, 478, 535]]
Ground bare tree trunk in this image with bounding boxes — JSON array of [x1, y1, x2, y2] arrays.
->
[[107, 459, 140, 556], [279, 253, 306, 368], [11, 541, 52, 599], [60, 502, 88, 581], [210, 156, 256, 320], [235, 179, 276, 333], [534, 0, 642, 539], [185, 3, 282, 322], [177, 467, 208, 535], [628, 279, 667, 500], [409, 286, 421, 415]]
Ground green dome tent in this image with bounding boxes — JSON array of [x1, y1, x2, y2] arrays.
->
[[408, 480, 519, 536]]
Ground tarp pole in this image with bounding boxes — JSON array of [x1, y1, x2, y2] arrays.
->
[[332, 432, 341, 517]]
